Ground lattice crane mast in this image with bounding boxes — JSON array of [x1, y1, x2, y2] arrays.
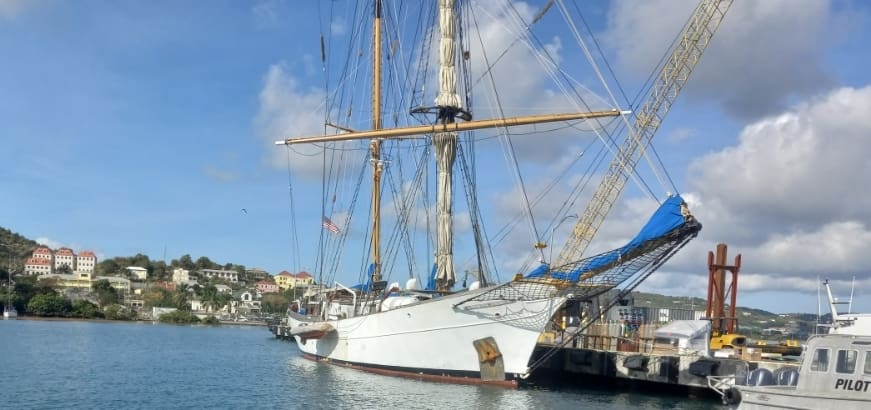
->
[[554, 0, 733, 270]]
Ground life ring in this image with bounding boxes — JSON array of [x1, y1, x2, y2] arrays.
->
[[723, 387, 742, 405]]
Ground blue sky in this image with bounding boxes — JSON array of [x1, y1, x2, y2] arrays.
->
[[3, 0, 871, 314]]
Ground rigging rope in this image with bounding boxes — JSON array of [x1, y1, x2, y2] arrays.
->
[[457, 141, 494, 285], [468, 3, 546, 263], [554, 0, 661, 201], [284, 148, 301, 272]]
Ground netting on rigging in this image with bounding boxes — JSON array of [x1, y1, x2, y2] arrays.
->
[[456, 195, 701, 307]]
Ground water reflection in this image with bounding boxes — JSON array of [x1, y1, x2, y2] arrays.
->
[[1, 320, 722, 410], [282, 353, 719, 410]]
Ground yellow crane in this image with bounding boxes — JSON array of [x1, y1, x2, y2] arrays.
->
[[554, 0, 734, 270]]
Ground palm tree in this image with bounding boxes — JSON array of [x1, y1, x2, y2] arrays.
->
[[199, 284, 216, 312]]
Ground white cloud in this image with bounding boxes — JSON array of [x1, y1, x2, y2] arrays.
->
[[449, 0, 619, 162], [252, 0, 287, 29], [482, 85, 871, 298], [255, 62, 363, 181], [35, 237, 64, 250], [689, 86, 871, 229], [652, 85, 871, 295], [603, 0, 835, 120]]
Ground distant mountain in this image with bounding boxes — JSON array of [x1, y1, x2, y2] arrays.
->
[[630, 290, 824, 339], [0, 227, 41, 274]]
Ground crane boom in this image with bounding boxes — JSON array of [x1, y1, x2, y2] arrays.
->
[[554, 0, 733, 268]]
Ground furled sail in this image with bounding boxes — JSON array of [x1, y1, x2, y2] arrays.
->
[[434, 0, 460, 291]]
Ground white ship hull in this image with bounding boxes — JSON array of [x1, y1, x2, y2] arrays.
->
[[287, 284, 566, 386]]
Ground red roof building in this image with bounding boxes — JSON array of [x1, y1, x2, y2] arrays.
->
[[53, 247, 76, 271], [32, 247, 53, 260], [24, 257, 52, 275], [255, 281, 280, 294], [295, 271, 312, 279], [76, 250, 97, 273], [274, 270, 315, 289]]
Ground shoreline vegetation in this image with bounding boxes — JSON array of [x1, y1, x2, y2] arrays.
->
[[2, 227, 294, 327], [9, 314, 267, 326], [2, 276, 284, 325]]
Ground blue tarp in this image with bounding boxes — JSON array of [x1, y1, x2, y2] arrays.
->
[[527, 194, 689, 282], [425, 264, 437, 291], [351, 263, 376, 292]]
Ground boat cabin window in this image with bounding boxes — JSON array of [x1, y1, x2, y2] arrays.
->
[[810, 348, 829, 372], [864, 352, 871, 375], [836, 349, 858, 374]]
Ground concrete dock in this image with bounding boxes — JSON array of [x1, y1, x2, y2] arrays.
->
[[528, 339, 796, 396]]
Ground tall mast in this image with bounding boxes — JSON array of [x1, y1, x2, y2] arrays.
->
[[370, 0, 384, 283], [434, 0, 461, 292], [275, 1, 626, 289]]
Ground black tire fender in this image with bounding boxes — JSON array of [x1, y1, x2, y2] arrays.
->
[[723, 387, 741, 405]]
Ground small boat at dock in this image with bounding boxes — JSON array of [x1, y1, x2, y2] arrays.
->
[[712, 280, 871, 408], [724, 333, 871, 409]]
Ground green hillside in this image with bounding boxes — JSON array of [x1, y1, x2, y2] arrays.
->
[[631, 291, 822, 339], [0, 227, 41, 276]]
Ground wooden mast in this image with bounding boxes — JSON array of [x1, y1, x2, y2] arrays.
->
[[274, 110, 625, 145], [370, 0, 383, 283], [274, 0, 625, 291]]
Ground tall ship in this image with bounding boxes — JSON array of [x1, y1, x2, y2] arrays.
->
[[277, 0, 730, 386]]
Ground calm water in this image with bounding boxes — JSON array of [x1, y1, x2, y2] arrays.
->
[[0, 320, 722, 409]]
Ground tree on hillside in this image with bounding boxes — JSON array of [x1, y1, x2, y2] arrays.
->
[[176, 255, 195, 270], [57, 264, 72, 275], [198, 284, 218, 312], [92, 279, 119, 307], [96, 259, 121, 276], [261, 293, 290, 314], [195, 256, 220, 271], [143, 287, 172, 308], [129, 253, 150, 268], [72, 299, 101, 318], [0, 227, 40, 267], [151, 260, 168, 281], [27, 293, 71, 316]]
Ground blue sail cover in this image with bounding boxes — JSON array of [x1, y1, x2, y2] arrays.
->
[[527, 194, 689, 282], [425, 264, 437, 291], [352, 263, 377, 292]]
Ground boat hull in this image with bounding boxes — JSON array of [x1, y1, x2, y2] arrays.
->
[[287, 285, 565, 385], [737, 385, 871, 410], [290, 322, 334, 340]]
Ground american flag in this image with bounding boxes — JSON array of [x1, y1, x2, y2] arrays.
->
[[322, 216, 340, 233]]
